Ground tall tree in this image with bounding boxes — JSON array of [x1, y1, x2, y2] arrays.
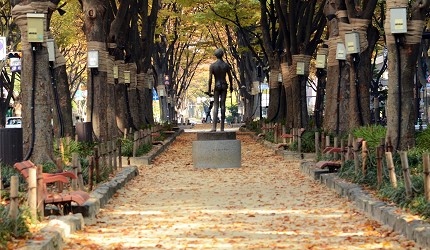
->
[[385, 1, 430, 150], [11, 1, 58, 163], [80, 0, 109, 141]]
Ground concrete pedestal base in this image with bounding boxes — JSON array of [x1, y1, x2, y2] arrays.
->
[[193, 132, 241, 169]]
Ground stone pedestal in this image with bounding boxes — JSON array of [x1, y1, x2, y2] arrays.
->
[[193, 131, 241, 168]]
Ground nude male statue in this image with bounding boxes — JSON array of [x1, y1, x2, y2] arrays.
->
[[206, 48, 233, 132]]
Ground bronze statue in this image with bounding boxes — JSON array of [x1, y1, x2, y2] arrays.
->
[[206, 49, 233, 132]]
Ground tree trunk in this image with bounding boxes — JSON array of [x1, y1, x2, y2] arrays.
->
[[348, 26, 378, 129], [12, 2, 57, 164], [267, 68, 282, 121], [386, 42, 420, 150], [314, 69, 326, 129], [53, 64, 74, 137], [82, 2, 108, 141]]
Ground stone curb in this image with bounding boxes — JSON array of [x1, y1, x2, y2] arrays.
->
[[19, 166, 139, 250], [244, 131, 430, 249], [300, 161, 430, 249], [128, 129, 184, 165]]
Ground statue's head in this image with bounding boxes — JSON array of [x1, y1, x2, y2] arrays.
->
[[214, 48, 224, 59]]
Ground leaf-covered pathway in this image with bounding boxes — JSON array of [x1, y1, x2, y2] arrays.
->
[[66, 128, 418, 249]]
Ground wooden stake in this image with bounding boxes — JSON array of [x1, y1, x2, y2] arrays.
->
[[77, 159, 85, 191], [347, 134, 353, 161], [376, 146, 383, 188], [28, 168, 37, 220], [59, 138, 65, 162], [282, 125, 287, 144], [37, 165, 44, 220], [315, 132, 320, 160], [340, 139, 345, 166], [94, 146, 100, 184], [9, 176, 19, 219], [107, 141, 112, 171], [133, 131, 139, 157], [71, 153, 79, 191], [400, 151, 413, 198], [353, 138, 359, 175], [334, 137, 339, 160], [362, 141, 368, 176], [298, 130, 302, 156], [423, 153, 430, 202], [113, 140, 117, 171], [88, 156, 94, 191], [321, 131, 325, 152], [56, 158, 63, 193], [325, 135, 330, 157], [385, 152, 397, 188]]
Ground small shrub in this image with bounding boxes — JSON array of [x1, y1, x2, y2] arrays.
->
[[352, 125, 386, 148], [0, 205, 31, 248], [121, 138, 133, 157], [416, 128, 430, 149], [289, 131, 316, 153], [136, 143, 153, 157]]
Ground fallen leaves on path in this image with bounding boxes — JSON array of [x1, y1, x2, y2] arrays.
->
[[65, 126, 418, 249]]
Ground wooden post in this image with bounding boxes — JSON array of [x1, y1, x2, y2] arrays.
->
[[362, 141, 368, 176], [56, 158, 64, 193], [385, 151, 397, 188], [298, 130, 302, 156], [386, 137, 393, 152], [325, 135, 330, 157], [353, 138, 360, 175], [71, 153, 79, 191], [60, 138, 65, 162], [347, 134, 353, 161], [423, 153, 430, 202], [400, 151, 413, 198], [282, 125, 287, 144], [107, 141, 112, 172], [37, 165, 44, 219], [133, 131, 139, 157], [321, 132, 325, 152], [113, 140, 117, 171], [88, 156, 94, 191], [340, 139, 345, 166], [124, 127, 128, 140], [376, 146, 383, 188], [28, 168, 37, 220], [315, 132, 320, 159], [274, 124, 278, 143], [94, 146, 100, 183], [103, 143, 108, 173], [9, 176, 19, 219], [77, 160, 85, 191], [118, 139, 123, 168], [334, 137, 339, 160]]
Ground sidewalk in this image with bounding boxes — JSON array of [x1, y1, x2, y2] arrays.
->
[[65, 126, 418, 249]]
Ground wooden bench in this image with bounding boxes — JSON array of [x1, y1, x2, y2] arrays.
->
[[277, 128, 305, 149], [316, 138, 364, 173], [14, 160, 90, 214]]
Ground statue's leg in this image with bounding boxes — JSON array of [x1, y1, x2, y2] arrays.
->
[[220, 90, 227, 131], [211, 93, 220, 132]]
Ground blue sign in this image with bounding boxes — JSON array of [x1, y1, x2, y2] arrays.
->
[[152, 88, 159, 101]]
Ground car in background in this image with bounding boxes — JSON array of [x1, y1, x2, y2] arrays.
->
[[5, 117, 22, 128]]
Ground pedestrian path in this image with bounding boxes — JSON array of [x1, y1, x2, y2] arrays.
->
[[65, 127, 418, 249]]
